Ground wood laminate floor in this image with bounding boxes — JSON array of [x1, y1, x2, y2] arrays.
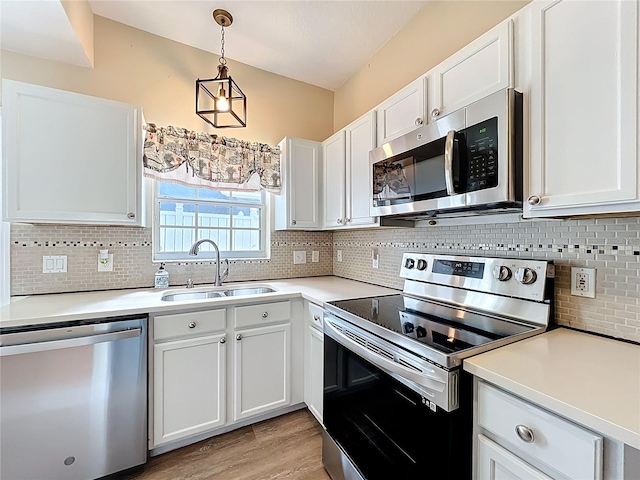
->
[[123, 409, 331, 480]]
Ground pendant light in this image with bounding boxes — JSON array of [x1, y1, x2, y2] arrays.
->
[[196, 9, 247, 128]]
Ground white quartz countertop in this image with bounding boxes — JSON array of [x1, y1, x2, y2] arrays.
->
[[464, 328, 640, 449], [0, 276, 399, 329]]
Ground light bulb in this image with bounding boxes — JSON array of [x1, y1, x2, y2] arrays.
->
[[216, 84, 230, 112]]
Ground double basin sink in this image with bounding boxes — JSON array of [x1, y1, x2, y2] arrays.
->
[[161, 286, 276, 302]]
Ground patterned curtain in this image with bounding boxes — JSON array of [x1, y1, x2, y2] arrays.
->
[[143, 123, 281, 193]]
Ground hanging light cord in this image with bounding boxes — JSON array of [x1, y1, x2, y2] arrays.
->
[[219, 23, 227, 65]]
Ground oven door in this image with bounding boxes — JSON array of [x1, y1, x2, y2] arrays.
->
[[370, 109, 466, 217], [323, 332, 471, 480]]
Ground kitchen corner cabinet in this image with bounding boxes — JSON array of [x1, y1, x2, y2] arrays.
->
[[304, 301, 324, 424], [323, 111, 379, 229], [376, 77, 427, 146], [429, 20, 513, 121], [2, 80, 144, 225], [525, 0, 640, 218], [274, 137, 322, 230]]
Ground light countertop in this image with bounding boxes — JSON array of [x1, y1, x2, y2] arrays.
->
[[464, 328, 640, 449], [0, 276, 399, 329]]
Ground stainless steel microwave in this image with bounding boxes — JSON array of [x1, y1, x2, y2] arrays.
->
[[370, 88, 523, 218]]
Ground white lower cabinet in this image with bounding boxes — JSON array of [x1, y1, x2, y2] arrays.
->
[[477, 434, 551, 480], [304, 301, 324, 424], [233, 323, 291, 421]]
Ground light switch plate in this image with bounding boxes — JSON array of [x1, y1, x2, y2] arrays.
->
[[293, 251, 307, 264], [311, 251, 319, 263], [570, 267, 596, 298], [43, 255, 67, 273]]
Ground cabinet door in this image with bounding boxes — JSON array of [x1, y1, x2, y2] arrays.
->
[[376, 77, 427, 146], [477, 435, 552, 480], [233, 323, 291, 421], [2, 80, 143, 225], [346, 111, 379, 227], [306, 324, 324, 424], [322, 131, 346, 228], [153, 333, 226, 446], [275, 137, 321, 229], [430, 20, 513, 121], [526, 0, 639, 217]]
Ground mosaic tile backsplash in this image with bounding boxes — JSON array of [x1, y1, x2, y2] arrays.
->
[[10, 226, 333, 295], [10, 216, 640, 343], [333, 216, 640, 343]]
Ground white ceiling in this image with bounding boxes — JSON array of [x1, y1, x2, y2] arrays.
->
[[1, 1, 427, 91]]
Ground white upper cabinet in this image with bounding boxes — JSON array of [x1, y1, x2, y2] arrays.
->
[[429, 20, 513, 121], [525, 0, 640, 217], [376, 77, 427, 146], [345, 111, 378, 227], [274, 137, 322, 230], [322, 131, 347, 228], [2, 80, 144, 225]]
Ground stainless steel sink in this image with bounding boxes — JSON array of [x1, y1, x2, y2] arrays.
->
[[161, 286, 276, 301]]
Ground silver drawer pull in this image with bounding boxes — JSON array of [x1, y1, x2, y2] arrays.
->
[[313, 315, 320, 322], [262, 312, 269, 318], [515, 424, 535, 443], [220, 337, 226, 344], [188, 322, 197, 329], [236, 334, 243, 341]]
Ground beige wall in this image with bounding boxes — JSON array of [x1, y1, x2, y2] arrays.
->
[[334, 0, 529, 130], [0, 15, 334, 145]]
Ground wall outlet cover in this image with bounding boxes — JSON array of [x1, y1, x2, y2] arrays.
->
[[311, 251, 319, 263], [570, 267, 596, 298], [293, 251, 307, 264], [337, 250, 343, 262], [97, 253, 114, 272]]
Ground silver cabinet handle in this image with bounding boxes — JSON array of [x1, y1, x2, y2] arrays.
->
[[415, 117, 424, 126], [337, 219, 343, 224], [431, 108, 440, 118], [220, 336, 226, 344], [127, 212, 136, 219], [188, 322, 196, 329], [313, 315, 321, 322], [345, 218, 351, 223], [236, 334, 243, 341], [515, 425, 535, 443], [292, 220, 297, 225], [261, 312, 269, 318], [444, 130, 456, 195], [528, 195, 542, 206]]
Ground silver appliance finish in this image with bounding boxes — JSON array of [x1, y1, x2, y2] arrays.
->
[[188, 238, 230, 286], [0, 316, 147, 480], [322, 430, 365, 480], [369, 88, 519, 218]]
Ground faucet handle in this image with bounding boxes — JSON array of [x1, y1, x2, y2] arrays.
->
[[186, 278, 194, 289], [220, 259, 230, 283]]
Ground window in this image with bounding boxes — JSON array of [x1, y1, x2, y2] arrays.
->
[[153, 181, 267, 261]]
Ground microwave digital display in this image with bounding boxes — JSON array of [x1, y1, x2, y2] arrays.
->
[[432, 260, 485, 279]]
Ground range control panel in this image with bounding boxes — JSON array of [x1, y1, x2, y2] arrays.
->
[[400, 253, 552, 302]]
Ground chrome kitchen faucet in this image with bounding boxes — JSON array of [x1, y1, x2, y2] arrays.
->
[[188, 239, 230, 286]]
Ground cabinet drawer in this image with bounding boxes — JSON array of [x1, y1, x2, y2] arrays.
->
[[154, 309, 226, 341], [308, 302, 324, 331], [477, 382, 603, 480], [234, 301, 291, 329]]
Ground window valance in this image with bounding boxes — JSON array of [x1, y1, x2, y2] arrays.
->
[[143, 123, 281, 193]]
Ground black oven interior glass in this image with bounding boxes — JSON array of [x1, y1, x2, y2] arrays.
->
[[372, 117, 498, 207], [324, 334, 472, 480]]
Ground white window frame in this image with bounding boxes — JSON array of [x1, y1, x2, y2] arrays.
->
[[152, 181, 269, 262]]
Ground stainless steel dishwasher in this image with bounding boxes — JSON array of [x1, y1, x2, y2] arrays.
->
[[0, 315, 147, 480]]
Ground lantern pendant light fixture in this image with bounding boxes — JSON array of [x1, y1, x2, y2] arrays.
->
[[196, 9, 247, 128]]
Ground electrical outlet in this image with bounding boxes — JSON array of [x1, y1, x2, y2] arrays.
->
[[97, 253, 114, 272], [570, 267, 596, 298], [311, 251, 319, 263], [293, 251, 307, 264], [337, 250, 343, 262], [372, 248, 379, 269]]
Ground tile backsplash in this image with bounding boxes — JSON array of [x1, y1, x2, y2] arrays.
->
[[333, 217, 640, 343], [10, 216, 640, 343], [10, 225, 333, 295]]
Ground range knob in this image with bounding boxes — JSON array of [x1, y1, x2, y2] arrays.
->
[[493, 265, 512, 282], [415, 326, 427, 338], [404, 258, 415, 269], [515, 267, 537, 285], [403, 322, 414, 334], [416, 259, 428, 271]]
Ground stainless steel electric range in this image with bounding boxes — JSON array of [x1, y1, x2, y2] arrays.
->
[[322, 253, 554, 480]]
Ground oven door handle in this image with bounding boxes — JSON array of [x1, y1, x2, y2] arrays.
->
[[444, 129, 456, 195], [325, 320, 446, 393]]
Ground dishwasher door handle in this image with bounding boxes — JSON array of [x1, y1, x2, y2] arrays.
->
[[0, 328, 142, 356]]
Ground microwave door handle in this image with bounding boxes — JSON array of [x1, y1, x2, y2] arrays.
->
[[444, 130, 456, 195]]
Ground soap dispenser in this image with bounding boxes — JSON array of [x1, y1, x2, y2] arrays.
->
[[155, 263, 169, 289]]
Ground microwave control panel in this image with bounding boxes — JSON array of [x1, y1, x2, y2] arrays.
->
[[464, 117, 498, 192]]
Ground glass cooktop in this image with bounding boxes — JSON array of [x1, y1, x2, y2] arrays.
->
[[327, 294, 533, 355]]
